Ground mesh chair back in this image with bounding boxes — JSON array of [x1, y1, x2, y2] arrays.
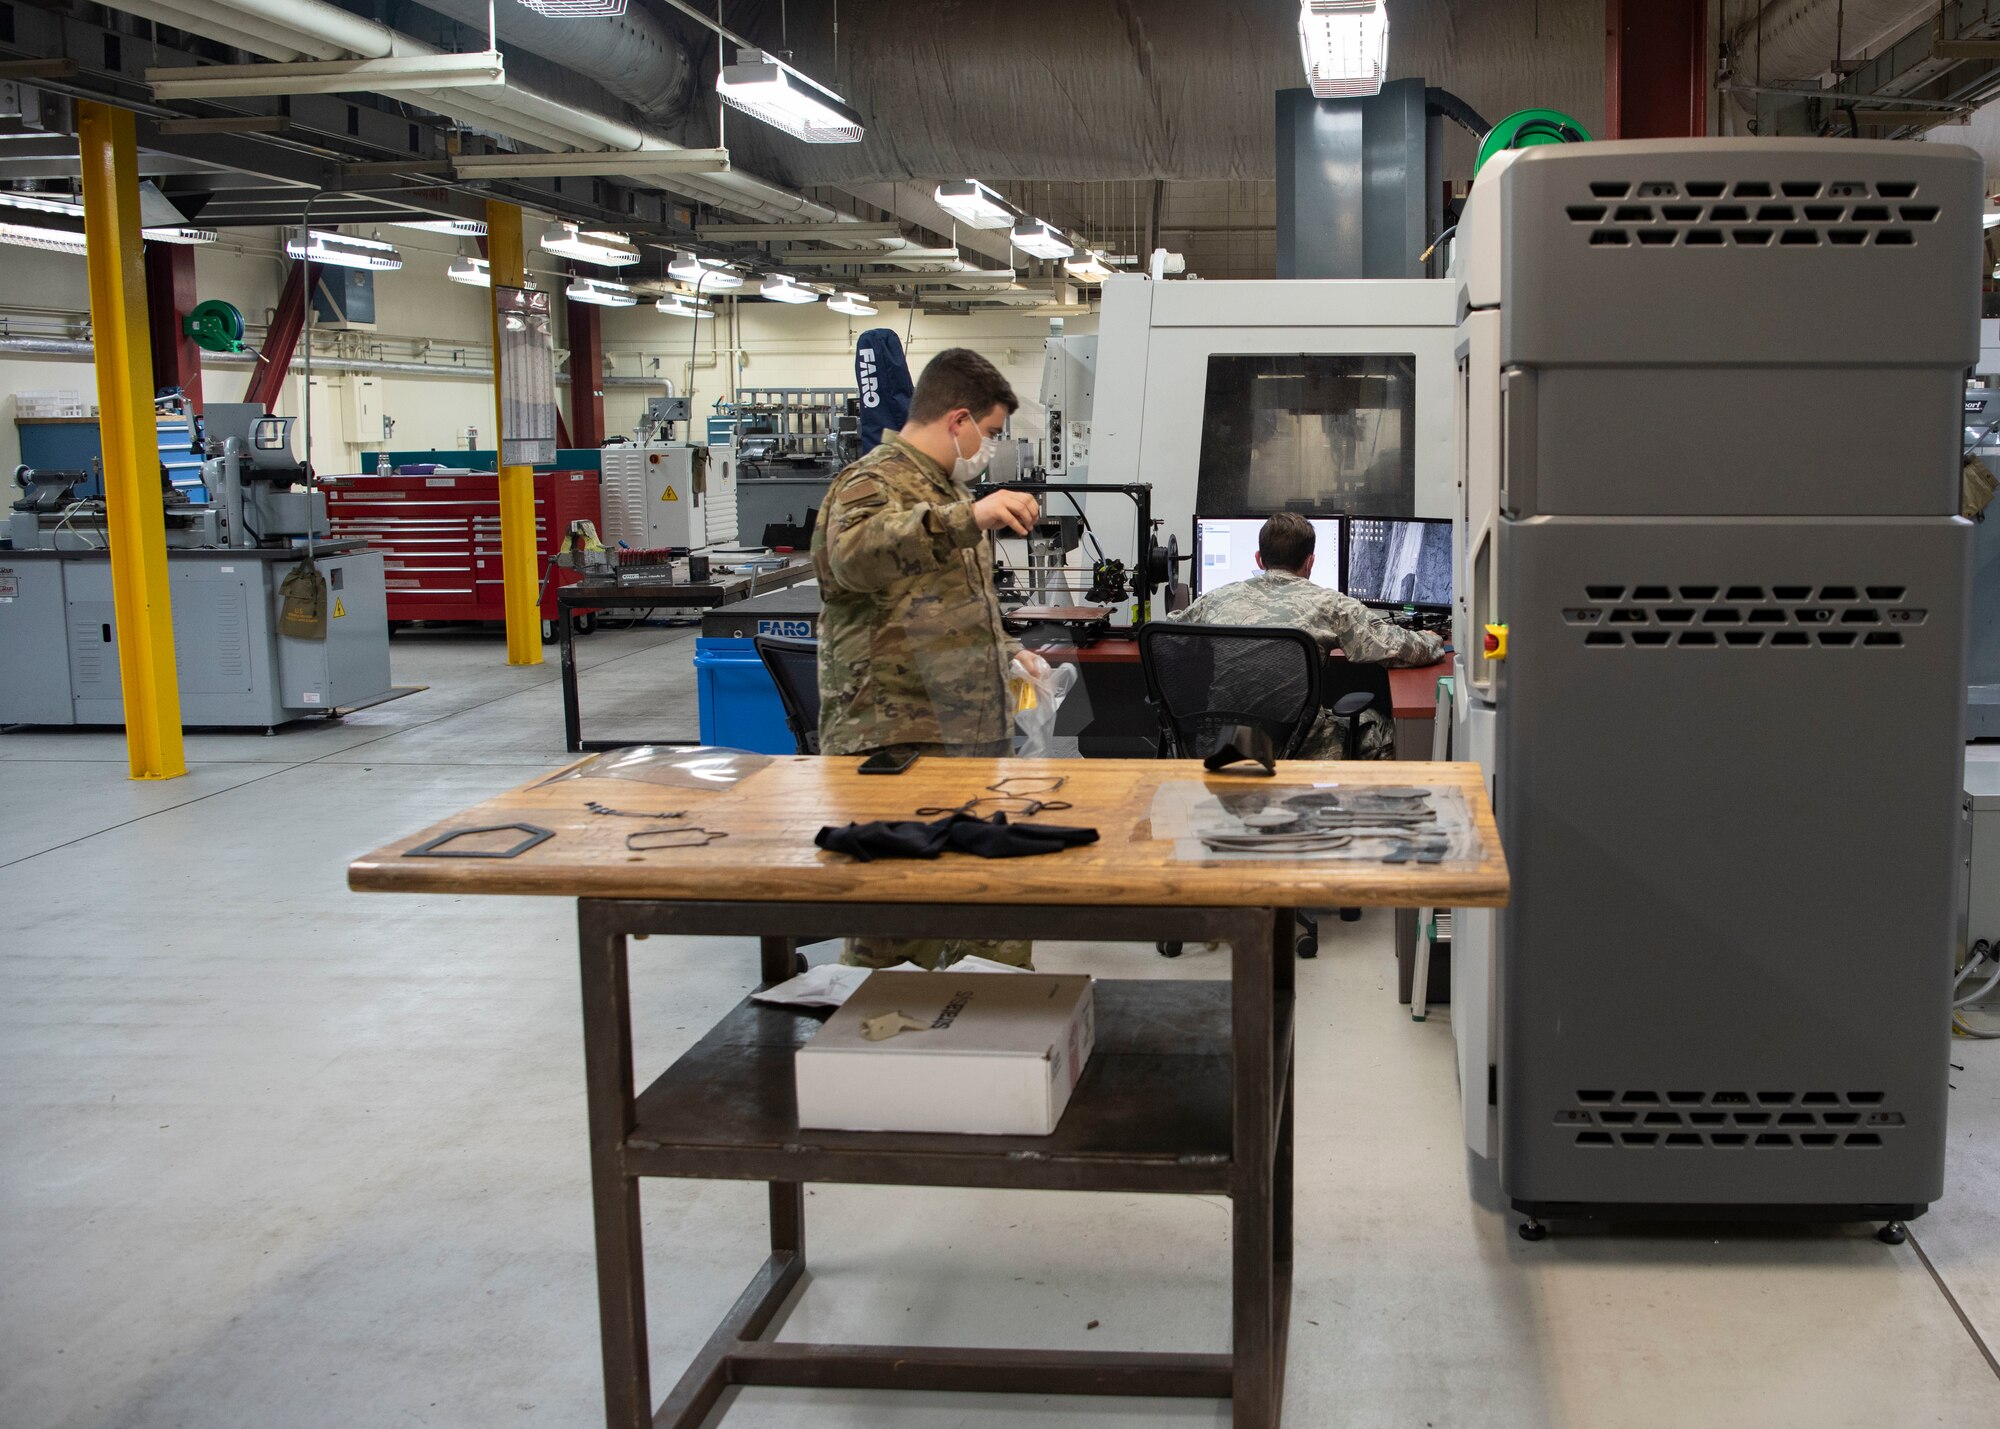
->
[[1320, 656, 1393, 716], [1139, 622, 1324, 760], [754, 635, 822, 755]]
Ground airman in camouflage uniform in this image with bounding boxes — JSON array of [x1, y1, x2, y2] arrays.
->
[[814, 349, 1043, 970], [1171, 564, 1443, 760]]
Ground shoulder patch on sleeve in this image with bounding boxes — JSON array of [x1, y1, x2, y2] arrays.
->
[[836, 476, 884, 504]]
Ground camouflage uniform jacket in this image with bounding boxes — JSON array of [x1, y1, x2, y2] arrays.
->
[[1169, 570, 1444, 758], [813, 433, 1020, 755]]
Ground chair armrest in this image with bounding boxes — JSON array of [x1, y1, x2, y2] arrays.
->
[[1332, 691, 1375, 718]]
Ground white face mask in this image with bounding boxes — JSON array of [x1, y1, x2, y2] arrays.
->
[[952, 421, 999, 484]]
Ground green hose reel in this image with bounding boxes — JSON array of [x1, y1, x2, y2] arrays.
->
[[182, 298, 247, 355], [1475, 108, 1592, 174]]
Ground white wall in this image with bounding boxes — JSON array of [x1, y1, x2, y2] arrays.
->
[[596, 298, 1094, 457], [0, 226, 1089, 474]]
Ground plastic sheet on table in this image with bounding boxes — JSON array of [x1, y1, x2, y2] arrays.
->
[[538, 745, 772, 791], [1149, 778, 1482, 864]]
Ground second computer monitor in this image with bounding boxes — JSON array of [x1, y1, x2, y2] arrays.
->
[[1192, 514, 1343, 598], [1344, 517, 1453, 608]]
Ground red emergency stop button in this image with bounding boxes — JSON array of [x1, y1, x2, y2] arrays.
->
[[1483, 624, 1509, 661]]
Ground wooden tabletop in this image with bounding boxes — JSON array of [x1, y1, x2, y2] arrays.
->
[[349, 757, 1508, 909]]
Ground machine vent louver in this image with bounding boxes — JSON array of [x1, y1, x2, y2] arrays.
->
[[1563, 585, 1920, 647], [1565, 179, 1933, 248], [1562, 1090, 1901, 1147]]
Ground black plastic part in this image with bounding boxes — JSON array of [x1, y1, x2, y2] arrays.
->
[[1517, 1219, 1548, 1242], [1156, 941, 1184, 959], [858, 749, 920, 775]]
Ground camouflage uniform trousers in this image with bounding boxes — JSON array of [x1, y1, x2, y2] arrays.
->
[[839, 739, 1035, 971]]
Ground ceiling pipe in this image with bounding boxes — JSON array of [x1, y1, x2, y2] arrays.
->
[[411, 0, 694, 124], [0, 335, 668, 387], [98, 0, 855, 227]]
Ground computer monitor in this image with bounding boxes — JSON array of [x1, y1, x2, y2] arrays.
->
[[1344, 517, 1453, 609], [1191, 514, 1343, 598]]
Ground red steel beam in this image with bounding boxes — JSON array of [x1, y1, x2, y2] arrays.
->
[[143, 241, 203, 417], [566, 280, 606, 448], [244, 258, 314, 411], [1605, 0, 1708, 140]]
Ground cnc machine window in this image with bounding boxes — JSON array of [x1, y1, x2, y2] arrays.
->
[[1196, 354, 1417, 518]]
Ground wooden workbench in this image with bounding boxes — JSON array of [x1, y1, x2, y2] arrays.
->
[[350, 756, 1507, 1429]]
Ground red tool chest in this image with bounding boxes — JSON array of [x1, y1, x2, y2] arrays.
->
[[324, 469, 601, 628]]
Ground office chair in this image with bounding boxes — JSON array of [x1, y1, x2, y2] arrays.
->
[[754, 635, 822, 755], [1139, 622, 1327, 959]]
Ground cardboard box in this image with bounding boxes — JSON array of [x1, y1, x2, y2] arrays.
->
[[795, 971, 1096, 1135]]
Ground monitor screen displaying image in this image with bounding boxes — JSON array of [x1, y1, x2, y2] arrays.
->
[[1192, 515, 1343, 598], [1345, 518, 1453, 608]]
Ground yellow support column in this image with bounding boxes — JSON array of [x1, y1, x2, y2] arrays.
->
[[78, 101, 185, 780], [486, 200, 542, 664]]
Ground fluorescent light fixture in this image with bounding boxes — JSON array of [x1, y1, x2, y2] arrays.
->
[[286, 227, 404, 270], [0, 189, 81, 216], [539, 221, 639, 267], [447, 255, 491, 287], [396, 218, 488, 236], [1009, 219, 1074, 261], [655, 294, 714, 319], [519, 1, 628, 15], [933, 180, 1013, 230], [667, 251, 744, 289], [1064, 249, 1115, 282], [0, 219, 86, 255], [1298, 1, 1389, 99], [143, 225, 218, 245], [717, 50, 863, 144], [759, 273, 821, 304], [827, 290, 877, 316], [147, 51, 505, 100], [565, 275, 638, 307]]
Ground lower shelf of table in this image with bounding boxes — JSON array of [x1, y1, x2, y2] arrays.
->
[[625, 979, 1243, 1194]]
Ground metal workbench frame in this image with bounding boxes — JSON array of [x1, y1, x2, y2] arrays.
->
[[575, 897, 1295, 1428]]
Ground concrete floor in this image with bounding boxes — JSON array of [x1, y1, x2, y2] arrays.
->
[[4, 624, 2000, 1428]]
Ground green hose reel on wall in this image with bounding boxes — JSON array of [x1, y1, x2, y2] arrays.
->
[[1475, 108, 1591, 174], [182, 298, 247, 355]]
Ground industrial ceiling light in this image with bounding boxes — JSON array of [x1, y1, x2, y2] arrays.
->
[[933, 180, 1013, 230], [1064, 249, 1115, 282], [0, 219, 86, 255], [759, 273, 821, 304], [287, 227, 404, 271], [539, 221, 639, 266], [566, 275, 638, 307], [826, 290, 877, 316], [667, 251, 744, 289], [518, 1, 628, 15], [717, 50, 864, 144], [396, 218, 489, 236], [447, 255, 492, 287], [1298, 1, 1389, 99], [1009, 219, 1074, 261], [655, 294, 714, 319], [0, 187, 214, 245]]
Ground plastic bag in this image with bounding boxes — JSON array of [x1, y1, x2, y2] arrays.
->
[[1009, 657, 1078, 758], [537, 745, 770, 790]]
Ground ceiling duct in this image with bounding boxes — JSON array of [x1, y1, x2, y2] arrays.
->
[[1728, 2, 1947, 89], [403, 0, 695, 123]]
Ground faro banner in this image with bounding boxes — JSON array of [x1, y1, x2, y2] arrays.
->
[[854, 327, 912, 453]]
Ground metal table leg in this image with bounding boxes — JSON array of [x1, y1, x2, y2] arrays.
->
[[560, 601, 583, 753], [574, 900, 1294, 1429]]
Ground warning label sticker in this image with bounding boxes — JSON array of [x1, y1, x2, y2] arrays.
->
[[661, 485, 679, 502], [333, 597, 347, 618]]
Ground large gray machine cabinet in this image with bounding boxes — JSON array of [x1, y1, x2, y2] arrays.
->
[[1493, 140, 1976, 1233]]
